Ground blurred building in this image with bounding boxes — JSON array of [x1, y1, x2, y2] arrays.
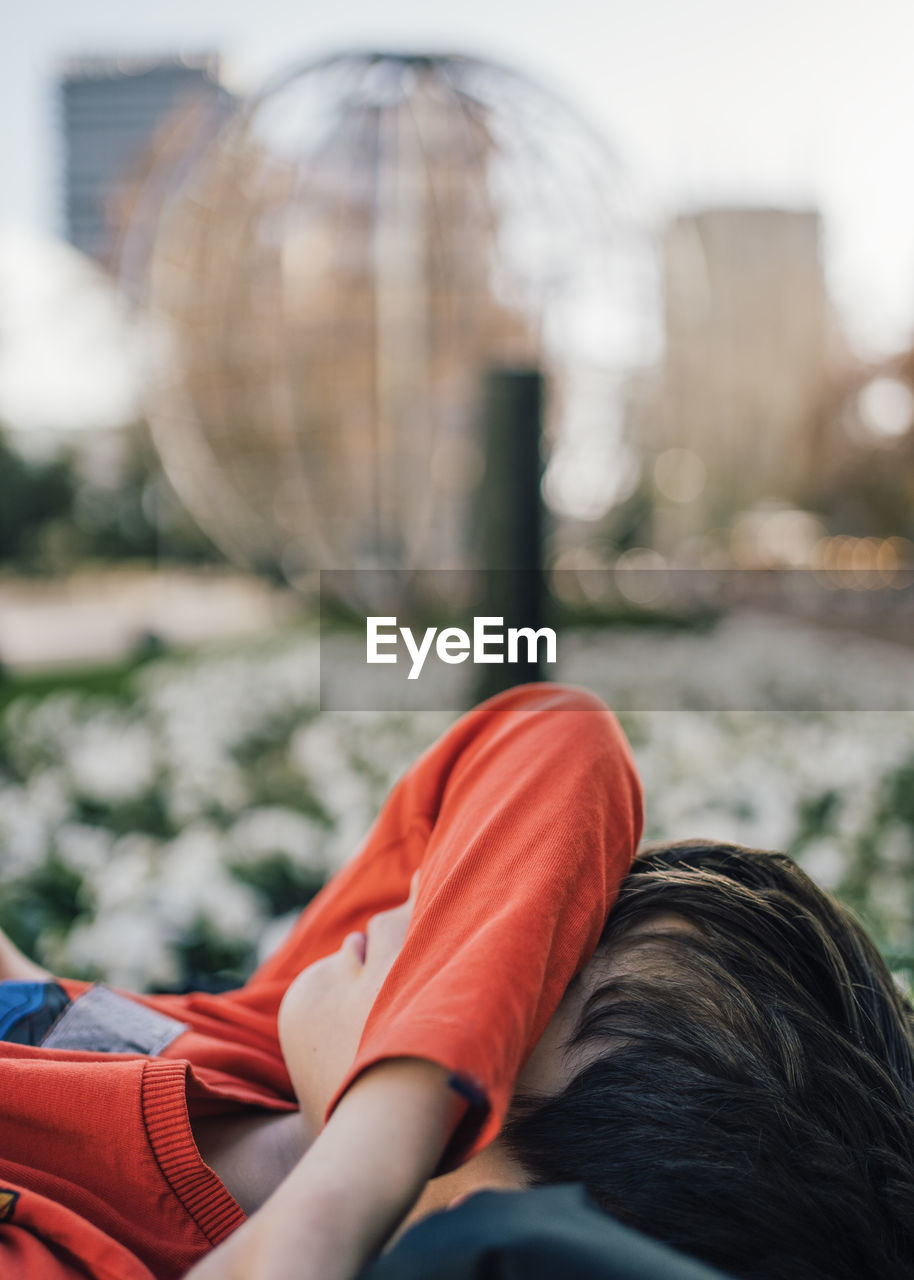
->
[[60, 54, 227, 263], [639, 208, 845, 551]]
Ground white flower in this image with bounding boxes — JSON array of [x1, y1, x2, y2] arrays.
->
[[54, 822, 115, 877], [65, 717, 156, 802], [92, 833, 161, 914], [61, 910, 178, 991], [0, 772, 70, 874], [228, 807, 329, 871], [877, 820, 914, 868], [3, 618, 914, 990], [796, 838, 849, 892], [154, 825, 263, 937]]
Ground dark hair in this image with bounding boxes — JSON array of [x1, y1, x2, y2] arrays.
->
[[502, 840, 914, 1279]]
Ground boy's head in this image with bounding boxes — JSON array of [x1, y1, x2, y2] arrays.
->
[[501, 840, 914, 1279]]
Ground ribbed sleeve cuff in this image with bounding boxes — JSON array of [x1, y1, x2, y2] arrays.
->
[[141, 1059, 246, 1246]]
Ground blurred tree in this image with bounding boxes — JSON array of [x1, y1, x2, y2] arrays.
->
[[67, 425, 223, 564], [0, 422, 223, 572], [0, 427, 73, 567]]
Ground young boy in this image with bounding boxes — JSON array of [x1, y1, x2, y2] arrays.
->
[[0, 683, 644, 1279], [190, 834, 914, 1280]]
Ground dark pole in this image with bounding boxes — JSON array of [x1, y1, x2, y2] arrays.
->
[[474, 366, 546, 702]]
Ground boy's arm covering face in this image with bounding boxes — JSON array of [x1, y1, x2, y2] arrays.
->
[[260, 682, 644, 1172], [188, 683, 644, 1280]]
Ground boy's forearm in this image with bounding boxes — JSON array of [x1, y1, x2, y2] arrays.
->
[[185, 1058, 466, 1280]]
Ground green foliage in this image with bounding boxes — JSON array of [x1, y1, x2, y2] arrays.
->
[[170, 915, 257, 994], [232, 724, 335, 824], [0, 423, 222, 573], [229, 853, 326, 917], [70, 447, 220, 564], [0, 854, 93, 961], [70, 786, 176, 840], [879, 755, 914, 832], [0, 433, 73, 567], [0, 661, 143, 716], [788, 788, 842, 855]]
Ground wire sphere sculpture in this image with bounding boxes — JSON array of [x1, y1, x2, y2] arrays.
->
[[123, 51, 656, 579]]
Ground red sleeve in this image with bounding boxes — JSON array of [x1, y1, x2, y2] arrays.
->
[[0, 1047, 244, 1278], [0, 1186, 155, 1280], [300, 682, 643, 1170]]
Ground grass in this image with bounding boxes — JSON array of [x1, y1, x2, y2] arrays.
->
[[0, 659, 144, 713]]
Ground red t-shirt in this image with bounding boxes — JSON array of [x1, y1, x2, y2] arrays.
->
[[0, 683, 643, 1278]]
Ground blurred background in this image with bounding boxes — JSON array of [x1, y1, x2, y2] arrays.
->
[[3, 0, 914, 991]]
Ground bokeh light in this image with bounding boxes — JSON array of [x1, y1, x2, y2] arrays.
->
[[857, 376, 914, 441]]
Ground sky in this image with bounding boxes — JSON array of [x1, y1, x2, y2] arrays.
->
[[3, 0, 914, 371]]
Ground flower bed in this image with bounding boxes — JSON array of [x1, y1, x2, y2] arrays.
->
[[1, 617, 913, 990]]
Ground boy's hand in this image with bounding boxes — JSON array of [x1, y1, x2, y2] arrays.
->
[[185, 1056, 465, 1280]]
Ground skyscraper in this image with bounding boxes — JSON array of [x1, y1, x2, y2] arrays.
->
[[60, 54, 225, 263], [638, 207, 840, 548]]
